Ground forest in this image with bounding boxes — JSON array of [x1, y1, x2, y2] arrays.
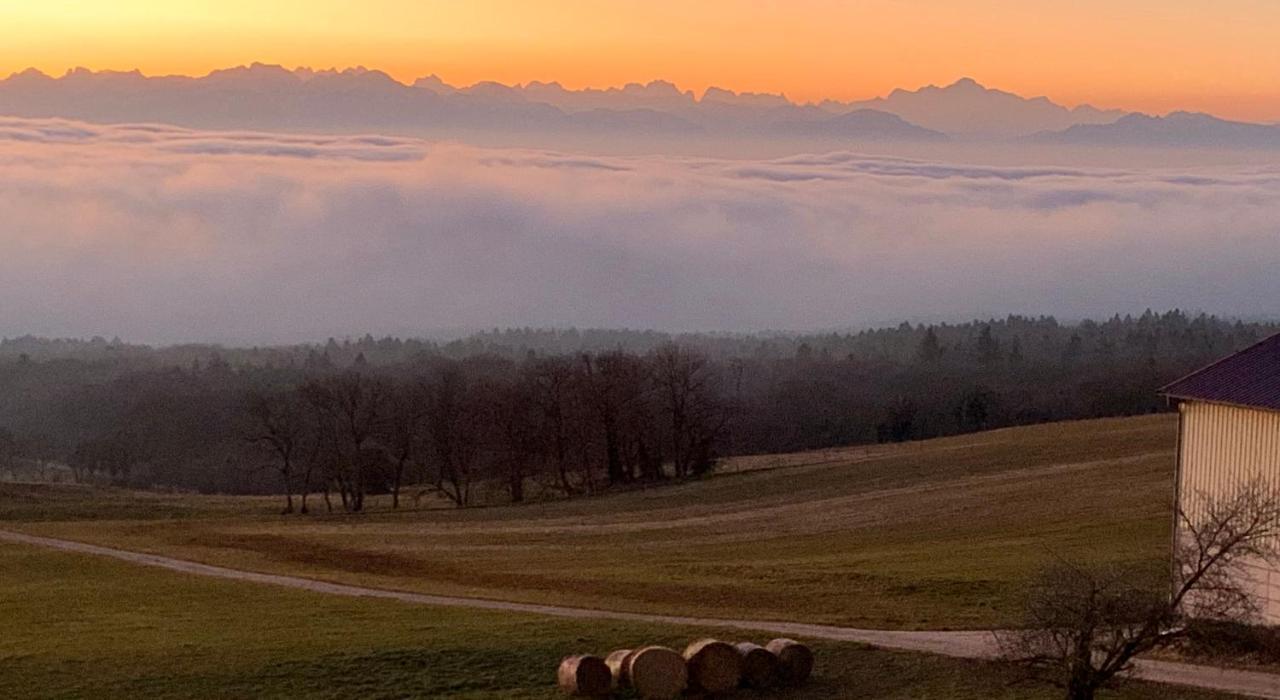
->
[[0, 310, 1272, 508]]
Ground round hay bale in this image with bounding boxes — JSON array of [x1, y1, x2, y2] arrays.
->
[[765, 638, 814, 686], [605, 648, 634, 688], [556, 654, 611, 697], [625, 645, 687, 699], [734, 641, 780, 688], [683, 638, 742, 694]]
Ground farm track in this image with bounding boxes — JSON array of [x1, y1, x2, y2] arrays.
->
[[4, 528, 1279, 699]]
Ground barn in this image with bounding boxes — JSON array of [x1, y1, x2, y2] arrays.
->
[[1161, 332, 1280, 623]]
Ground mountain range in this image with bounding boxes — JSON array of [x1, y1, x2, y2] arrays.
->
[[834, 77, 1124, 136], [1033, 111, 1280, 149], [2, 64, 1279, 152]]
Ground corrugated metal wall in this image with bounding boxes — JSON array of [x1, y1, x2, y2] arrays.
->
[[1178, 400, 1280, 622]]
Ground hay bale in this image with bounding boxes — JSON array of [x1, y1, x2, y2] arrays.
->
[[556, 654, 611, 697], [626, 645, 688, 699], [605, 648, 634, 688], [765, 638, 814, 686], [683, 638, 742, 694], [734, 641, 779, 688]]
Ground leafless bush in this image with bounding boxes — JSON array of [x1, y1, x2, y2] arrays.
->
[[998, 480, 1280, 700]]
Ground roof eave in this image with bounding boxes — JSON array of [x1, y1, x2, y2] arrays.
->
[[1159, 394, 1280, 415]]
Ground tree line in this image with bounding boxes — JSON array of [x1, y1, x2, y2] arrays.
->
[[71, 345, 730, 512], [0, 310, 1274, 504]]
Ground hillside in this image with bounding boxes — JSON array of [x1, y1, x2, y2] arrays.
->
[[1, 539, 1223, 699], [4, 414, 1180, 630]]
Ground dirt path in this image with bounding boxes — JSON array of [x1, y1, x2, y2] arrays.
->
[[3, 529, 1278, 698]]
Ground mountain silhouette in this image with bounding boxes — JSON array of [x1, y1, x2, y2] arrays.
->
[[0, 65, 949, 147], [838, 77, 1125, 136], [6, 66, 1275, 153], [1033, 111, 1280, 149]]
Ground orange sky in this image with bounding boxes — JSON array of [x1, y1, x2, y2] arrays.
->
[[3, 0, 1279, 120]]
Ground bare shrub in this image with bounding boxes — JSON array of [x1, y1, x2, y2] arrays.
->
[[998, 480, 1280, 700]]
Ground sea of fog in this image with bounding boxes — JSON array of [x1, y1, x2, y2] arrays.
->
[[1, 116, 1277, 343]]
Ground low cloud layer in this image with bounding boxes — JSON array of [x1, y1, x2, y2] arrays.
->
[[1, 116, 1277, 343]]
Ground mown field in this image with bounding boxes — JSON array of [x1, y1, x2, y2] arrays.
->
[[0, 542, 1226, 699], [3, 414, 1180, 630]]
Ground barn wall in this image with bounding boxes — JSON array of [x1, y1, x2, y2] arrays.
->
[[1180, 401, 1280, 503], [1178, 400, 1280, 623]]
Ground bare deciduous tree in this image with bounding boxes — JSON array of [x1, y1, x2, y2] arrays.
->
[[526, 356, 580, 496], [579, 351, 648, 486], [243, 389, 309, 514], [69, 431, 146, 487], [301, 371, 386, 513], [478, 374, 540, 503], [380, 382, 426, 509], [998, 481, 1280, 700], [651, 343, 728, 478], [0, 428, 18, 480], [421, 364, 481, 507]]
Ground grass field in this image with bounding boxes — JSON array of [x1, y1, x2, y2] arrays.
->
[[0, 541, 1226, 699], [3, 414, 1180, 631]]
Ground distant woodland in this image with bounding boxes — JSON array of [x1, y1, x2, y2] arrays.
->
[[0, 311, 1272, 508]]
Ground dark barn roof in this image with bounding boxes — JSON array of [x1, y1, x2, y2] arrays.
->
[[1162, 333, 1280, 412]]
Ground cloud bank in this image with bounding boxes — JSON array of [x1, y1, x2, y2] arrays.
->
[[1, 116, 1278, 343]]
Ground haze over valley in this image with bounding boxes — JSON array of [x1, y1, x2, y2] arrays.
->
[[0, 111, 1277, 343], [2, 63, 1279, 343]]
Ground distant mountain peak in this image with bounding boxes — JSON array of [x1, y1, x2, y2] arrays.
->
[[216, 62, 291, 75], [625, 80, 685, 97], [1034, 109, 1280, 149], [461, 80, 525, 99], [413, 74, 455, 94], [8, 67, 51, 82], [311, 66, 401, 89], [1166, 110, 1216, 121], [846, 77, 1126, 136], [701, 86, 790, 107], [204, 63, 301, 86], [58, 67, 148, 83]]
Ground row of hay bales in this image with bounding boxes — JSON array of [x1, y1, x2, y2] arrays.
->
[[558, 637, 813, 698]]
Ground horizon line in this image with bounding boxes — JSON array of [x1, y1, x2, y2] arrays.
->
[[4, 309, 1271, 351], [3, 61, 1127, 114]]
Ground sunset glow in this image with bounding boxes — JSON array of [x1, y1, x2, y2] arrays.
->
[[3, 0, 1280, 120]]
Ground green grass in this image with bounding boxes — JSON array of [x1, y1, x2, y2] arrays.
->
[[0, 542, 1225, 699], [0, 482, 275, 522], [4, 414, 1181, 630]]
